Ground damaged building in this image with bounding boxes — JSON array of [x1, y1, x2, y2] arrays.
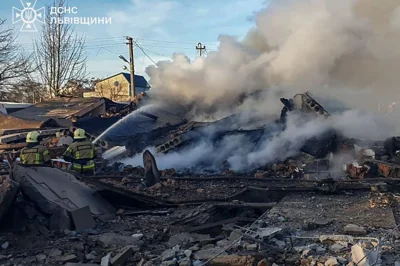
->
[[0, 92, 400, 266]]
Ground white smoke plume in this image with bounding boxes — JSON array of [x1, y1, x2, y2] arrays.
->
[[117, 0, 400, 173], [120, 109, 399, 173], [146, 0, 400, 117]]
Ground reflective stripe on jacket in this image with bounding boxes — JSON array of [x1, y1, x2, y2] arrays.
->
[[72, 160, 95, 171], [64, 140, 96, 172], [20, 145, 51, 165]]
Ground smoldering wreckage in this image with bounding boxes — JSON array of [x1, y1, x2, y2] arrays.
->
[[1, 92, 400, 266]]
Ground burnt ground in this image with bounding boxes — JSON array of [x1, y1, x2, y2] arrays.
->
[[0, 178, 400, 265]]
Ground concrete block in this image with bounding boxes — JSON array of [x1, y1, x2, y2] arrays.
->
[[110, 246, 134, 265], [70, 206, 95, 231], [49, 208, 72, 231], [101, 253, 111, 266], [59, 254, 78, 263]]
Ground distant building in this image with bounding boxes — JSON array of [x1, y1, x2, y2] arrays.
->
[[83, 72, 150, 102]]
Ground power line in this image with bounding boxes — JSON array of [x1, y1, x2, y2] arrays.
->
[[21, 43, 126, 52], [17, 36, 125, 45], [95, 47, 122, 56], [133, 40, 157, 65], [17, 36, 219, 47], [140, 47, 167, 57], [136, 37, 219, 46]]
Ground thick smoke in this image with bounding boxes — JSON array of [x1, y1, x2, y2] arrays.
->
[[117, 0, 400, 172], [120, 109, 398, 172], [146, 0, 400, 116], [121, 113, 326, 172]]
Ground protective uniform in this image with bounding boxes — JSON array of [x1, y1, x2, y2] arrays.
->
[[63, 129, 96, 174], [20, 131, 51, 165]]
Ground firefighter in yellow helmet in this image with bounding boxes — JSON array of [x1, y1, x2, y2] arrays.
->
[[20, 131, 51, 165], [63, 128, 96, 175]]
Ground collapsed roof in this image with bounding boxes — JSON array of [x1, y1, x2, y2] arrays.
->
[[0, 113, 59, 132], [10, 97, 107, 127], [3, 97, 127, 129]]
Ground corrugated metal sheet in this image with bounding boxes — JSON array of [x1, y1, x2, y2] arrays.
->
[[0, 113, 59, 131], [11, 97, 104, 122]]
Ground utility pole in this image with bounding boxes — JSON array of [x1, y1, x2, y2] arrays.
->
[[126, 36, 135, 99], [196, 42, 206, 57]]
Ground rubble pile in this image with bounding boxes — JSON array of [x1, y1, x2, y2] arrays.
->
[[2, 92, 400, 265]]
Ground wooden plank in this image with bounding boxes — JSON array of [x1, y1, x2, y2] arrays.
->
[[0, 128, 67, 144], [0, 143, 26, 151], [0, 128, 38, 136]]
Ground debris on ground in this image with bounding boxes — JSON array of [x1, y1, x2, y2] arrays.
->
[[0, 93, 400, 265]]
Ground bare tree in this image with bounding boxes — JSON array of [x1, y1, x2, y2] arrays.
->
[[0, 19, 35, 92], [62, 77, 100, 97], [34, 0, 87, 97], [0, 78, 47, 103]]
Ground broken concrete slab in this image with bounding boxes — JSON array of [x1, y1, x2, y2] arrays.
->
[[304, 218, 332, 230], [343, 224, 367, 236], [58, 254, 79, 263], [0, 179, 19, 223], [248, 227, 282, 240], [13, 165, 115, 227], [1, 242, 9, 250], [49, 208, 72, 231], [48, 248, 62, 257], [131, 233, 144, 241], [92, 234, 144, 248], [36, 254, 47, 262], [245, 243, 258, 251], [110, 246, 135, 265], [70, 206, 96, 231], [168, 233, 211, 248], [161, 249, 176, 261], [162, 260, 178, 266], [179, 258, 191, 266], [329, 243, 346, 253], [101, 253, 112, 266], [193, 247, 227, 260], [183, 250, 192, 258], [228, 230, 242, 241], [85, 251, 97, 261]]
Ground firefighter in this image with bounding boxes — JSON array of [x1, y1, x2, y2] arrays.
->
[[20, 131, 51, 165], [63, 128, 96, 175]]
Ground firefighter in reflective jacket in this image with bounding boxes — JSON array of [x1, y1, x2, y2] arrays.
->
[[20, 131, 51, 165], [63, 128, 96, 174]]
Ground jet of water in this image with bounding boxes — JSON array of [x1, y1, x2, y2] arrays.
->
[[93, 104, 158, 144]]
